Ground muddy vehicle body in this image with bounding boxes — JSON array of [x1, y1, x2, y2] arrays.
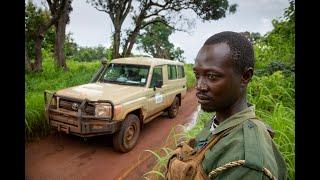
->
[[44, 57, 187, 152]]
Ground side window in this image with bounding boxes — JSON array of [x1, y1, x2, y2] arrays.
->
[[177, 66, 185, 78], [150, 66, 163, 88], [168, 65, 177, 80]]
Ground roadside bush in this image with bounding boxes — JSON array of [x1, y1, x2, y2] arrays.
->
[[255, 61, 294, 77], [72, 46, 112, 62], [184, 63, 196, 89]]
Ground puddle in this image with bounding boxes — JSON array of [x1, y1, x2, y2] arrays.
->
[[184, 105, 201, 131]]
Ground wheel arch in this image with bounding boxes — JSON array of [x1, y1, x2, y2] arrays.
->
[[126, 108, 144, 129], [176, 93, 181, 106]]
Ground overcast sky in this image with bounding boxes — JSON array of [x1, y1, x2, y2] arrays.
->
[[34, 0, 290, 63]]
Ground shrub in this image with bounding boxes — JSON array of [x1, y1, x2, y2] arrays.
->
[[255, 61, 294, 77], [72, 46, 113, 62], [184, 63, 196, 89]]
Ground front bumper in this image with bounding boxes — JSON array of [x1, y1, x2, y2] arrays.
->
[[44, 91, 121, 137]]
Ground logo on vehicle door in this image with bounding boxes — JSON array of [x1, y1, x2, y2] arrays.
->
[[72, 103, 79, 111], [155, 93, 163, 104]]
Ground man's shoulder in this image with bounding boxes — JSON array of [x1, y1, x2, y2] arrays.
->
[[247, 118, 275, 137], [241, 119, 285, 178], [203, 118, 283, 178], [208, 118, 274, 156]]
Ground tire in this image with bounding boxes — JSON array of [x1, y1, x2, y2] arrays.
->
[[113, 114, 141, 153], [168, 97, 180, 118]]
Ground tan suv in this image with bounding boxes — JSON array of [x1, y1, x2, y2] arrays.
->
[[44, 57, 187, 152]]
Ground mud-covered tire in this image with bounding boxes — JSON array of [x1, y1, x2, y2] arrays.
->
[[168, 97, 180, 118], [113, 114, 141, 153]]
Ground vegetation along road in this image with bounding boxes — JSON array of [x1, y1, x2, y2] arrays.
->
[[25, 89, 198, 180]]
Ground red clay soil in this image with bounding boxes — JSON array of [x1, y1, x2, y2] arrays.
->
[[25, 89, 198, 180]]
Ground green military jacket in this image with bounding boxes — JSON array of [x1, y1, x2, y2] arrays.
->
[[194, 106, 288, 180]]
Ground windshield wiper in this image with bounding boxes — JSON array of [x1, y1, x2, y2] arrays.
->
[[100, 79, 128, 84], [100, 79, 143, 86], [100, 79, 117, 83]]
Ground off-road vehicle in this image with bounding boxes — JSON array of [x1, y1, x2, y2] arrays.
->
[[44, 57, 187, 152]]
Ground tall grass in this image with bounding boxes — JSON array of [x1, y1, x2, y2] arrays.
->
[[25, 59, 100, 139], [248, 71, 295, 179], [143, 71, 295, 180]]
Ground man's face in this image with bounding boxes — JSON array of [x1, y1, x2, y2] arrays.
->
[[193, 43, 242, 112]]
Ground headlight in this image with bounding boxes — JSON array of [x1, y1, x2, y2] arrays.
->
[[95, 103, 111, 117], [95, 103, 122, 118]]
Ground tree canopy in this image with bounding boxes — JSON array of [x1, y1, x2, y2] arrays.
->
[[25, 1, 51, 60], [88, 0, 237, 58], [254, 0, 295, 70], [136, 18, 184, 61]]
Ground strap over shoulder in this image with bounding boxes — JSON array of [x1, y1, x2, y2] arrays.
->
[[208, 159, 277, 180]]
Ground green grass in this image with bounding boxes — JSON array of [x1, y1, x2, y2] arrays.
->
[[143, 71, 295, 180], [248, 71, 295, 179], [25, 58, 100, 139]]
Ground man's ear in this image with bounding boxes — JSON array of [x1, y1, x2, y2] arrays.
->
[[241, 67, 253, 86]]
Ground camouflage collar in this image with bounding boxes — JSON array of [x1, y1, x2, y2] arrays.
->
[[212, 105, 256, 135]]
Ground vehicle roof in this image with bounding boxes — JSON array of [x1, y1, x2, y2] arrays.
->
[[110, 57, 184, 67]]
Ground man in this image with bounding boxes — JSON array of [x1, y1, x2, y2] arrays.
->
[[166, 31, 288, 180]]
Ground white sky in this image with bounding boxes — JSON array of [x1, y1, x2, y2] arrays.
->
[[33, 0, 290, 63]]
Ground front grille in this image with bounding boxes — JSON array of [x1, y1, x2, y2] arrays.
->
[[58, 98, 95, 115], [49, 111, 79, 126]]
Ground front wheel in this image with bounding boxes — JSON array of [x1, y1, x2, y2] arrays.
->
[[168, 97, 180, 118], [113, 114, 141, 153]]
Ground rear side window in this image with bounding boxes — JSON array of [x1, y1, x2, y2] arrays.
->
[[168, 65, 177, 80], [177, 65, 185, 78]]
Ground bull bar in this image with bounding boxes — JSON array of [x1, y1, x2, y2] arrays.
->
[[44, 90, 121, 137]]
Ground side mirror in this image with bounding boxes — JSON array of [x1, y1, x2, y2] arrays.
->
[[101, 57, 109, 66], [153, 80, 163, 91], [156, 80, 163, 88]]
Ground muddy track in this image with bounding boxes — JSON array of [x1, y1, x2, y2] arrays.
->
[[25, 89, 198, 180]]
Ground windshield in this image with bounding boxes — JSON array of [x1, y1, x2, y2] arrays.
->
[[99, 63, 150, 86]]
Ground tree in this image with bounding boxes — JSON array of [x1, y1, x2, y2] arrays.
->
[[88, 0, 132, 59], [239, 31, 261, 44], [136, 18, 185, 61], [171, 47, 185, 62], [25, 0, 73, 72], [25, 0, 51, 71], [88, 0, 237, 59], [64, 32, 78, 58], [254, 0, 295, 69], [47, 0, 73, 70]]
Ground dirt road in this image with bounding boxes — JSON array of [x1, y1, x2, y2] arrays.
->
[[25, 89, 199, 180]]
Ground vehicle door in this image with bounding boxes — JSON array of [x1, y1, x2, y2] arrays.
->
[[146, 66, 166, 118]]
